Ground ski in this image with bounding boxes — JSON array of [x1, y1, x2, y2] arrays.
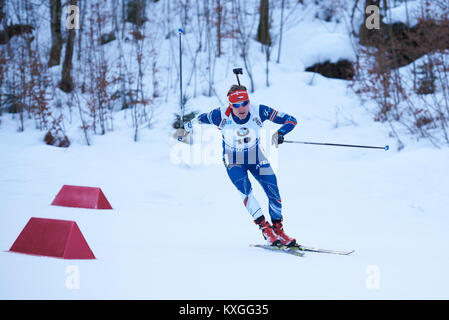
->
[[251, 244, 354, 256], [295, 244, 354, 256], [250, 244, 305, 257]]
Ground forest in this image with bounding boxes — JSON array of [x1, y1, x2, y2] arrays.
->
[[1, 0, 448, 149]]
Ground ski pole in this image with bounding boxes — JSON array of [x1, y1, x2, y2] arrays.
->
[[177, 28, 184, 142], [283, 140, 389, 151]]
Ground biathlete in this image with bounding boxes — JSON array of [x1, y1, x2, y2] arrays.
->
[[182, 84, 298, 247]]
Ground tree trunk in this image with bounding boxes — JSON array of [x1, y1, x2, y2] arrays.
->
[[216, 0, 222, 57], [77, 0, 85, 61], [257, 0, 271, 86], [359, 0, 382, 46], [59, 0, 78, 93], [276, 0, 285, 63], [0, 0, 4, 24], [256, 0, 270, 46], [48, 0, 62, 67]]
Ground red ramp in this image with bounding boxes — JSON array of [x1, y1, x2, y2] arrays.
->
[[51, 185, 112, 209], [9, 217, 95, 259]]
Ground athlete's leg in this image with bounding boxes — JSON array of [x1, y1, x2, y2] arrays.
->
[[225, 163, 263, 221], [249, 156, 283, 222], [249, 151, 296, 246]]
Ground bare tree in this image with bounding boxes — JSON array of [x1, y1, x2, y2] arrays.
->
[[216, 0, 223, 57], [232, 0, 256, 92], [82, 1, 115, 136], [351, 1, 449, 149], [257, 0, 272, 87], [130, 25, 151, 141], [276, 0, 285, 63], [257, 0, 271, 46], [48, 0, 62, 67], [59, 0, 78, 93]]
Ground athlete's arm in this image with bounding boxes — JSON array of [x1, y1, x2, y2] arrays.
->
[[184, 108, 222, 132], [259, 104, 297, 135]]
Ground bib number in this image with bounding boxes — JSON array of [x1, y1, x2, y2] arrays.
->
[[236, 127, 251, 145]]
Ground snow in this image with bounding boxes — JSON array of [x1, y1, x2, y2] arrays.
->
[[277, 12, 356, 69], [383, 0, 449, 27], [298, 33, 356, 67], [1, 1, 449, 300]]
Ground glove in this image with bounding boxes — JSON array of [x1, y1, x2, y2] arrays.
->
[[175, 120, 193, 141], [177, 118, 199, 141], [184, 120, 193, 133], [271, 131, 284, 148], [176, 127, 189, 142]]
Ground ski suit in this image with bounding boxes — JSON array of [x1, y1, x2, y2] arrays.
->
[[194, 103, 297, 222]]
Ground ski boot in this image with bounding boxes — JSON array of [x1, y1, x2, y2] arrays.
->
[[272, 219, 297, 247], [255, 217, 281, 247]]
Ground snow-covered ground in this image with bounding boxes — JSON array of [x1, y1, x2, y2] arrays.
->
[[1, 1, 449, 300]]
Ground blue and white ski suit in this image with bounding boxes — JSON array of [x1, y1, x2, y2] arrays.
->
[[192, 103, 297, 222]]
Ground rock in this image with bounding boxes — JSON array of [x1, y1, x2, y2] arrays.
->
[[305, 59, 355, 80]]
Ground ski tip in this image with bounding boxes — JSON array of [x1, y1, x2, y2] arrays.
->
[[178, 28, 184, 34], [384, 145, 389, 151]]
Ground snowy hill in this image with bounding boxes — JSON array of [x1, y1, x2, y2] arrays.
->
[[1, 0, 449, 299]]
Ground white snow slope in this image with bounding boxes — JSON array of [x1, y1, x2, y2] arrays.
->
[[1, 3, 449, 300]]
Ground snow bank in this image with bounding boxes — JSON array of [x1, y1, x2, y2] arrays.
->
[[299, 33, 356, 68], [384, 0, 448, 27]]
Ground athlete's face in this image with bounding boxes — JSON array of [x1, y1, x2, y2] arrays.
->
[[231, 100, 250, 120]]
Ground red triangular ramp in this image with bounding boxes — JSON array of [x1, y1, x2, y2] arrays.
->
[[51, 185, 112, 209], [9, 217, 95, 259]]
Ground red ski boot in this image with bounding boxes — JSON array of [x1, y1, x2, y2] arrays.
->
[[255, 218, 281, 246], [272, 220, 296, 247]]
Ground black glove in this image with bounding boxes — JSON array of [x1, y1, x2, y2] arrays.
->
[[272, 131, 284, 148]]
